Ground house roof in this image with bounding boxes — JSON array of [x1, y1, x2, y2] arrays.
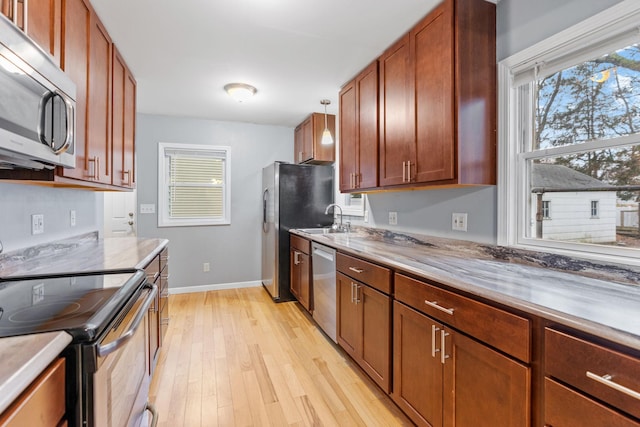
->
[[531, 163, 611, 192]]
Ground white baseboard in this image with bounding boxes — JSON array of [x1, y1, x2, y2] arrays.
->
[[168, 280, 262, 295]]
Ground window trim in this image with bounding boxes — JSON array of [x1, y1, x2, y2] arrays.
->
[[157, 142, 231, 227], [591, 200, 600, 219], [497, 0, 640, 266]]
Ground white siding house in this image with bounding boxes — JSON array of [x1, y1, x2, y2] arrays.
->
[[529, 164, 617, 243]]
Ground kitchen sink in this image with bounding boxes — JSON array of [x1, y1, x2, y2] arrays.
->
[[297, 227, 348, 235]]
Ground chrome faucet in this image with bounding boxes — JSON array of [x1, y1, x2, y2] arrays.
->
[[324, 203, 345, 231]]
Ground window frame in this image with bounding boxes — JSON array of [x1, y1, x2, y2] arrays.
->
[[591, 200, 600, 219], [157, 142, 231, 227], [497, 0, 640, 266], [541, 200, 551, 220]]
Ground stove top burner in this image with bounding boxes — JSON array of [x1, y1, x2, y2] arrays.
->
[[0, 271, 146, 342]]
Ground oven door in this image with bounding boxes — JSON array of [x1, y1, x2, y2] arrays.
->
[[91, 283, 157, 427]]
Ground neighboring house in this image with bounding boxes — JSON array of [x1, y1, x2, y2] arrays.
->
[[530, 164, 617, 243]]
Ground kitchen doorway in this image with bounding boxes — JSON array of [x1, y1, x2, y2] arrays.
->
[[103, 190, 137, 237]]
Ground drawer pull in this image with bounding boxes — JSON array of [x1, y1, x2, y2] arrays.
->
[[348, 266, 364, 274], [586, 371, 640, 401], [424, 300, 455, 316]]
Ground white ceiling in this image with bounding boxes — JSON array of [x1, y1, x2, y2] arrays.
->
[[90, 0, 492, 128]]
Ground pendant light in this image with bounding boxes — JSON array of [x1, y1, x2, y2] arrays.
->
[[320, 99, 334, 145]]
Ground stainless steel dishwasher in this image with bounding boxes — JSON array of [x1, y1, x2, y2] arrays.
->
[[311, 242, 337, 342]]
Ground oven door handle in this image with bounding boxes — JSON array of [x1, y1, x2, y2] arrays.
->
[[97, 284, 157, 357]]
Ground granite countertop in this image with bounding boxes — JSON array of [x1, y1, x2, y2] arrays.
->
[[0, 232, 169, 277], [292, 227, 640, 352], [0, 331, 72, 414]]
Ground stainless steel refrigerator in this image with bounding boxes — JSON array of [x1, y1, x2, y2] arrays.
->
[[261, 161, 334, 302]]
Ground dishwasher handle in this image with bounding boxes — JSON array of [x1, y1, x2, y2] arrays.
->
[[312, 245, 335, 262]]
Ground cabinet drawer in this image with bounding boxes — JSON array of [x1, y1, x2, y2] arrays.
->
[[545, 328, 640, 420], [337, 252, 392, 294], [290, 235, 310, 254], [0, 358, 66, 427], [545, 378, 639, 427], [160, 247, 169, 272], [395, 273, 530, 362], [144, 255, 160, 283]]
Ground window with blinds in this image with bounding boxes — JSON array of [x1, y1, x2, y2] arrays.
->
[[158, 143, 231, 226]]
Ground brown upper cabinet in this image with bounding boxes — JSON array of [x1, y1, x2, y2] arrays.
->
[[339, 61, 379, 192], [1, 0, 62, 65], [294, 112, 335, 164], [58, 0, 113, 186], [342, 0, 495, 191], [0, 0, 136, 190], [112, 47, 136, 189]]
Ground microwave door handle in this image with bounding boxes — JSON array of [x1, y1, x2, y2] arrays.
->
[[97, 284, 157, 357], [53, 91, 73, 155], [38, 91, 55, 148]]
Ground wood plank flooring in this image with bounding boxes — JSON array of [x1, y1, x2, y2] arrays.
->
[[148, 287, 412, 426]]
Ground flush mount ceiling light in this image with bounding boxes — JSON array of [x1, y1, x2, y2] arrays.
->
[[320, 99, 334, 145], [224, 83, 257, 103]]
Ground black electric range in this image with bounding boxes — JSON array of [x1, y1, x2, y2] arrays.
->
[[0, 270, 146, 341], [0, 269, 153, 427]]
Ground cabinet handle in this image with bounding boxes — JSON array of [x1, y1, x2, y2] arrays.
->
[[586, 371, 640, 401], [354, 284, 361, 305], [123, 169, 132, 186], [431, 324, 440, 358], [21, 0, 26, 32], [407, 160, 412, 182], [11, 0, 17, 24], [441, 329, 450, 364], [88, 156, 99, 180], [402, 161, 406, 182], [298, 151, 303, 163], [293, 251, 301, 265], [348, 266, 364, 274], [424, 300, 455, 316], [350, 282, 355, 303]]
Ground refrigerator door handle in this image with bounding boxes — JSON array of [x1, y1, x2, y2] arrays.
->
[[262, 188, 269, 233]]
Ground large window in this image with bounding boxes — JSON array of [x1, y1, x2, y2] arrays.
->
[[158, 143, 231, 227], [499, 1, 640, 264]]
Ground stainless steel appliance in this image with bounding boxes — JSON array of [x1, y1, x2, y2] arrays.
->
[[0, 271, 157, 427], [261, 161, 334, 301], [311, 242, 337, 342], [0, 14, 75, 170]]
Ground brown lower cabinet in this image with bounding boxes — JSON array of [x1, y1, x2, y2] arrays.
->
[[0, 358, 66, 427], [290, 235, 311, 311], [336, 272, 391, 392], [393, 301, 530, 427]]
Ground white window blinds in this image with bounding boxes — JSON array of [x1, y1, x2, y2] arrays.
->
[[158, 143, 231, 227]]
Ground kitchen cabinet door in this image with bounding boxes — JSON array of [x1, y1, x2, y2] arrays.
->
[[336, 272, 359, 357], [339, 61, 378, 192], [85, 12, 112, 185], [290, 248, 311, 311], [443, 330, 530, 427], [339, 80, 357, 191], [379, 33, 413, 187], [360, 283, 390, 392], [413, 1, 455, 183], [59, 0, 90, 181], [112, 47, 136, 188], [393, 301, 443, 427]]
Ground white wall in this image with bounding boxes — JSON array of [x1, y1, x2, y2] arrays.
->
[[135, 114, 293, 289], [0, 183, 101, 253]]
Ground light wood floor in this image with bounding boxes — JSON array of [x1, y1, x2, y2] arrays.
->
[[148, 287, 412, 427]]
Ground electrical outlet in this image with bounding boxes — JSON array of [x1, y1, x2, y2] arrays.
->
[[31, 214, 44, 235], [32, 283, 44, 305], [70, 210, 76, 227], [452, 213, 468, 231], [203, 262, 210, 272], [389, 211, 398, 225]]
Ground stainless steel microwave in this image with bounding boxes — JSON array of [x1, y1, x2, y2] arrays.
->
[[0, 14, 76, 170]]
